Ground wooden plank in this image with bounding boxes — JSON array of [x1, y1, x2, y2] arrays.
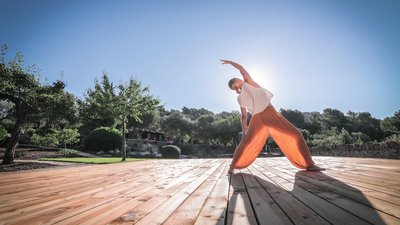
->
[[0, 160, 196, 218], [240, 169, 293, 225], [162, 162, 228, 225], [247, 165, 331, 225], [268, 161, 400, 217], [323, 169, 400, 189], [266, 159, 400, 225], [0, 159, 215, 225], [0, 157, 399, 225], [193, 164, 230, 225], [73, 167, 214, 225], [252, 163, 371, 225], [132, 160, 224, 225], [294, 177, 400, 225], [41, 160, 219, 225], [225, 170, 258, 225]]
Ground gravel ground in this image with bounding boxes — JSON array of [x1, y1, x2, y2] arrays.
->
[[0, 161, 60, 173], [0, 149, 85, 173]]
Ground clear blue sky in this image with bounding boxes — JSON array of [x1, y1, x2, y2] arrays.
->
[[1, 0, 399, 119]]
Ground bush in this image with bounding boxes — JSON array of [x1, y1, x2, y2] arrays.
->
[[0, 125, 8, 141], [160, 145, 181, 159], [177, 143, 195, 155], [31, 132, 59, 147], [14, 150, 28, 159], [83, 127, 122, 152], [59, 149, 78, 157], [384, 133, 400, 143]]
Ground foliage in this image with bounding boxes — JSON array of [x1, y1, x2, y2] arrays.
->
[[78, 72, 160, 160], [381, 110, 400, 133], [0, 125, 8, 141], [31, 131, 59, 147], [77, 72, 119, 134], [160, 145, 181, 159], [59, 149, 78, 156], [160, 111, 193, 140], [182, 107, 214, 120], [58, 128, 80, 149], [351, 132, 371, 143], [127, 110, 161, 138], [0, 45, 76, 164], [14, 150, 27, 159], [177, 143, 196, 155], [310, 126, 356, 147], [194, 114, 215, 143], [211, 112, 241, 146], [383, 133, 400, 143], [346, 111, 383, 141], [83, 127, 122, 151], [280, 108, 305, 128]]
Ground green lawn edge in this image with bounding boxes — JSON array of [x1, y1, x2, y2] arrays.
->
[[38, 157, 156, 164]]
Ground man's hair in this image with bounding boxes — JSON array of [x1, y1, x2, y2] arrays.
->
[[228, 78, 238, 89]]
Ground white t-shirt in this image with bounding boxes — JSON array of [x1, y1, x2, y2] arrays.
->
[[237, 82, 274, 115]]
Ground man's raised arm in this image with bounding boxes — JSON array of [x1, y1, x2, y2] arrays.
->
[[221, 60, 254, 83]]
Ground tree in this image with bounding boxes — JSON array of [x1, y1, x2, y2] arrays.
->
[[161, 111, 193, 142], [0, 45, 72, 164], [31, 131, 59, 147], [182, 107, 214, 120], [346, 111, 383, 141], [127, 110, 161, 138], [381, 110, 400, 134], [319, 108, 349, 130], [77, 72, 118, 135], [212, 112, 241, 146], [194, 114, 215, 143], [58, 128, 80, 149], [115, 77, 160, 161], [280, 108, 305, 128]]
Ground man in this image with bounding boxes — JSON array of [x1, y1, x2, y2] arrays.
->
[[221, 59, 324, 173]]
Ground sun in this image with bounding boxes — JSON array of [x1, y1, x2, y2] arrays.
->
[[246, 64, 279, 91]]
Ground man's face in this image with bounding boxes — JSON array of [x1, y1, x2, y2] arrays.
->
[[231, 80, 242, 94]]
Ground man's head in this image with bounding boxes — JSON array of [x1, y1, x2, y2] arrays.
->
[[228, 78, 244, 94]]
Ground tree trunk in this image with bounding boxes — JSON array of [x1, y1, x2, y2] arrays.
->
[[122, 115, 127, 161], [2, 104, 23, 165]]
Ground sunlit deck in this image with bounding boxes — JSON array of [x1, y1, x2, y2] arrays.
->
[[0, 157, 399, 225]]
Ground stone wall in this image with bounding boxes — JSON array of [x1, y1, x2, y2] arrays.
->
[[126, 138, 400, 159], [126, 139, 162, 157], [306, 141, 399, 159]]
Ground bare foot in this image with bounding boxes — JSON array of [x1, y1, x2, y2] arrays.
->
[[306, 165, 325, 171]]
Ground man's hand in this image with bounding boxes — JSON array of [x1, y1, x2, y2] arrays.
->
[[220, 59, 233, 65], [228, 163, 235, 174], [220, 59, 255, 85]]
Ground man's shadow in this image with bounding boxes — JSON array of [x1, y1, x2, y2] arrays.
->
[[217, 168, 395, 225]]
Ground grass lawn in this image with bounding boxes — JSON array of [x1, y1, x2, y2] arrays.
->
[[39, 157, 153, 164]]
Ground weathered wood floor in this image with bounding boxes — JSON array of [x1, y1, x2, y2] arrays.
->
[[0, 157, 399, 225]]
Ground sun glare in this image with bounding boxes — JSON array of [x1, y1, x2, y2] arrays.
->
[[246, 65, 279, 91]]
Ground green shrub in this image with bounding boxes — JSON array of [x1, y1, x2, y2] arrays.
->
[[160, 145, 181, 159], [15, 150, 28, 159], [0, 125, 8, 141], [177, 143, 195, 155], [59, 149, 78, 156], [384, 133, 400, 143], [83, 127, 122, 152], [31, 132, 59, 147]]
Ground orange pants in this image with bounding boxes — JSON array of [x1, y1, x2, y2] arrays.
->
[[231, 103, 315, 169]]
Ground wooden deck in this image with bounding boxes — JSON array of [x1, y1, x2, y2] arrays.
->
[[0, 157, 399, 225]]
